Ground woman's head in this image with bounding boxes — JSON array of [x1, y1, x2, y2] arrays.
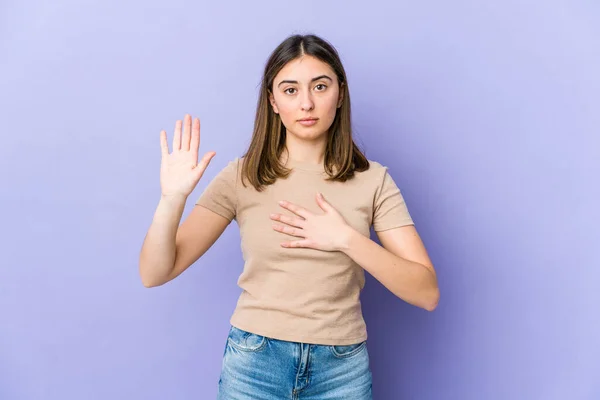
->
[[268, 54, 343, 144], [241, 34, 369, 191]]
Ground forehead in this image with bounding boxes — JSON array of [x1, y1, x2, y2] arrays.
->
[[274, 55, 336, 83]]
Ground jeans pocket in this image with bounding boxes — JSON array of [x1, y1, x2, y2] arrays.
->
[[227, 326, 268, 352], [329, 341, 367, 358]]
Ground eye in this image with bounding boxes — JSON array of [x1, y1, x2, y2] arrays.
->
[[284, 88, 297, 95], [315, 84, 327, 91]]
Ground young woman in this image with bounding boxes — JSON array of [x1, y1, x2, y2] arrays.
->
[[139, 34, 439, 399]]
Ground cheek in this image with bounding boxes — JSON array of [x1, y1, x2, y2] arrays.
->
[[276, 103, 296, 123], [323, 89, 340, 108], [321, 97, 339, 119]]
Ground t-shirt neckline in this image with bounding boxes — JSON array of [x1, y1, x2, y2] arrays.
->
[[284, 158, 326, 173]]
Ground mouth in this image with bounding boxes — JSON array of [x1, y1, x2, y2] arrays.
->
[[298, 118, 319, 126]]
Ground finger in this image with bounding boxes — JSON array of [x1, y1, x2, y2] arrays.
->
[[182, 114, 192, 151], [173, 120, 182, 151], [190, 117, 200, 159], [278, 201, 311, 219], [194, 151, 216, 179], [315, 192, 331, 212], [159, 130, 169, 157], [281, 240, 312, 248], [269, 213, 304, 228], [273, 224, 304, 238]]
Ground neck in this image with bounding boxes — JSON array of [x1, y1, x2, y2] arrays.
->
[[282, 134, 327, 165]]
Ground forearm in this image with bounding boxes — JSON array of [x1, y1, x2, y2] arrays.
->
[[139, 194, 187, 287], [340, 228, 439, 311]]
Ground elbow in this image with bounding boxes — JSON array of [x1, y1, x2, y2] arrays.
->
[[140, 273, 158, 288], [141, 275, 167, 288], [141, 278, 158, 288], [423, 288, 440, 312], [424, 301, 438, 312], [139, 264, 164, 288]]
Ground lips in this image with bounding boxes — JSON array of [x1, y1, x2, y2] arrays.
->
[[299, 118, 318, 122]]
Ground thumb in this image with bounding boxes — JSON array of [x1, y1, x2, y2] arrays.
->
[[194, 151, 216, 179], [315, 192, 331, 212]]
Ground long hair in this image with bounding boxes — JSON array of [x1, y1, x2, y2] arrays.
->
[[241, 34, 369, 191]]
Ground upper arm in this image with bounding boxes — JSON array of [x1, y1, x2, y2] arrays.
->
[[371, 165, 433, 272], [376, 225, 436, 275], [164, 205, 231, 283], [372, 167, 413, 231]]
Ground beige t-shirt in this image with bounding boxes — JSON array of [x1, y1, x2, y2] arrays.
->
[[195, 157, 413, 345]]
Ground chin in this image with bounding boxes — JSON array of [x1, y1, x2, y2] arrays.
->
[[288, 129, 328, 141]]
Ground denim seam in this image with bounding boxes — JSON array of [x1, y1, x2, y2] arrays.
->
[[329, 341, 367, 358], [227, 336, 268, 353]]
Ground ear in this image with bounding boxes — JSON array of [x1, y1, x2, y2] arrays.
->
[[337, 83, 344, 108], [268, 91, 279, 114]]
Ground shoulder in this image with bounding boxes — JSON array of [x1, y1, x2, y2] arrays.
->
[[365, 159, 386, 170], [203, 157, 241, 188], [354, 159, 405, 197], [215, 156, 241, 176], [354, 159, 390, 182], [227, 156, 242, 170]]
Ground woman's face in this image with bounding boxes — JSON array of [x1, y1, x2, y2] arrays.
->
[[269, 55, 343, 142]]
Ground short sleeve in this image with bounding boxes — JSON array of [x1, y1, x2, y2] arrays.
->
[[195, 158, 238, 221], [372, 168, 413, 231]]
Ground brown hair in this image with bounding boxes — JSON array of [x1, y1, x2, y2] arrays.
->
[[240, 33, 370, 191]]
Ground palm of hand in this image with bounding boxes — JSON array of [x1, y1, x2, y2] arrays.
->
[[159, 114, 215, 198]]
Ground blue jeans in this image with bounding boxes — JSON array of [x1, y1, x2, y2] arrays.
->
[[217, 325, 373, 399]]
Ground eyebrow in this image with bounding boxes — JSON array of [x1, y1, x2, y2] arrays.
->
[[277, 75, 333, 88]]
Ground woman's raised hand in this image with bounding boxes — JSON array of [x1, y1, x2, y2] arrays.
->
[[159, 114, 216, 199]]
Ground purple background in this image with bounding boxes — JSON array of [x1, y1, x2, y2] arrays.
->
[[1, 1, 598, 399]]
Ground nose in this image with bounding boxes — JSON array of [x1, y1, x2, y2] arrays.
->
[[300, 91, 314, 111]]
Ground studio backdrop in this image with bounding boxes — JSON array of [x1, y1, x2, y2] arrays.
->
[[1, 1, 598, 399]]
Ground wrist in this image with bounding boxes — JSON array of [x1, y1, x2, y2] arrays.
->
[[161, 193, 188, 202], [336, 225, 358, 253], [159, 193, 188, 208]]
